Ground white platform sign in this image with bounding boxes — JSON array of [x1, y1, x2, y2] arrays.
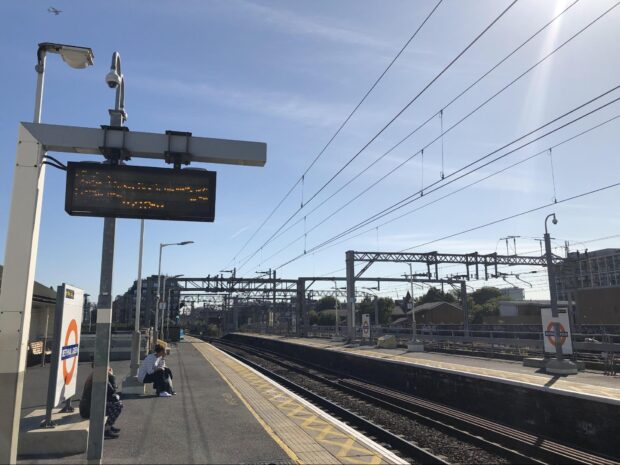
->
[[54, 284, 84, 406], [362, 314, 371, 339], [541, 308, 573, 355]]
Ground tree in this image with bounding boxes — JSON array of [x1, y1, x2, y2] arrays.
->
[[355, 296, 394, 325], [316, 296, 337, 312], [468, 287, 503, 323], [415, 287, 455, 305], [471, 287, 502, 305]]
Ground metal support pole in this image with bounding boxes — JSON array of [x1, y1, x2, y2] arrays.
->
[[544, 230, 563, 361], [346, 250, 356, 340], [88, 65, 125, 461], [41, 307, 50, 367], [87, 216, 116, 462], [374, 297, 379, 326], [0, 125, 47, 464], [295, 279, 304, 337], [461, 281, 469, 337], [130, 219, 144, 377], [334, 281, 340, 337], [166, 287, 172, 339], [160, 276, 169, 340], [409, 264, 417, 342], [154, 245, 163, 346], [272, 270, 276, 329], [43, 286, 64, 426]]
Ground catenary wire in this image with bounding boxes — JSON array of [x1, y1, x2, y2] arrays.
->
[[225, 0, 444, 268], [240, 0, 612, 266], [297, 90, 620, 255], [236, 1, 520, 271], [259, 112, 620, 267], [250, 88, 620, 269]]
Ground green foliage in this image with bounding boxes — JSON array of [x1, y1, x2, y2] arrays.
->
[[355, 297, 394, 325], [317, 311, 336, 326], [308, 310, 319, 325], [415, 287, 456, 305], [471, 287, 503, 305], [467, 287, 503, 323], [316, 296, 337, 312], [206, 324, 220, 337]]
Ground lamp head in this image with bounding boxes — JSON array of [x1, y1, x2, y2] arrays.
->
[[38, 42, 94, 70], [552, 216, 558, 225], [179, 241, 194, 245]]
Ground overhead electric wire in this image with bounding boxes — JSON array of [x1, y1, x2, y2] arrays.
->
[[237, 1, 519, 271], [250, 87, 620, 269], [276, 180, 620, 272], [225, 0, 444, 268], [402, 182, 620, 253], [264, 0, 581, 245], [271, 93, 620, 269], [261, 112, 620, 267], [241, 0, 611, 267], [299, 88, 620, 253]]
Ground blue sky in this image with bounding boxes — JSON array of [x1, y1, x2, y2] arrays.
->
[[1, 0, 619, 302]]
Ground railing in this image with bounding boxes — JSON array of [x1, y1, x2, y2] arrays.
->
[[236, 323, 619, 368]]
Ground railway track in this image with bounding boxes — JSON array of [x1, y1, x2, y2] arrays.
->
[[207, 337, 618, 465]]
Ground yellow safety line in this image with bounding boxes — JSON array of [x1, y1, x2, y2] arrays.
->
[[193, 340, 386, 464], [192, 341, 304, 465]]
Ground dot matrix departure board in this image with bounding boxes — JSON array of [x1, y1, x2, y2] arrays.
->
[[65, 162, 216, 222]]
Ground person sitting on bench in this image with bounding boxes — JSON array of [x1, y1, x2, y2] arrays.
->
[[138, 344, 175, 397]]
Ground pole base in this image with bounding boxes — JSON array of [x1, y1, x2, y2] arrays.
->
[[545, 358, 578, 376], [121, 375, 146, 395], [407, 341, 425, 352]]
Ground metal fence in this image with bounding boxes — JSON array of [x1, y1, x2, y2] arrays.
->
[[236, 323, 619, 369]]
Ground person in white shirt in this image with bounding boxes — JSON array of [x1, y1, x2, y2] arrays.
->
[[137, 344, 175, 397]]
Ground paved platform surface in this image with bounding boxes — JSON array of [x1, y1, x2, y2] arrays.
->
[[19, 338, 404, 464], [242, 334, 620, 404]]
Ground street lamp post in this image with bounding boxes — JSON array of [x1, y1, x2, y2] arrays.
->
[[543, 214, 577, 375], [162, 274, 183, 340], [122, 220, 146, 396], [154, 241, 193, 345], [0, 42, 93, 465]]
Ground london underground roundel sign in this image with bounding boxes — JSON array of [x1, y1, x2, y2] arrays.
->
[[54, 285, 84, 406]]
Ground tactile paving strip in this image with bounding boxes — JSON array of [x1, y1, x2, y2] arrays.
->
[[190, 339, 405, 465]]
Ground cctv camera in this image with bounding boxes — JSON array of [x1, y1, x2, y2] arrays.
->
[[552, 217, 558, 225], [105, 70, 122, 88]]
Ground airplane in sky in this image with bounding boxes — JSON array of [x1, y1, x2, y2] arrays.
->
[[48, 7, 62, 15]]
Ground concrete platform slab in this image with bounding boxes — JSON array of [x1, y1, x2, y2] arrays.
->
[[18, 409, 88, 457]]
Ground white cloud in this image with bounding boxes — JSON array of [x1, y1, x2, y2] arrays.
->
[[136, 75, 353, 128], [231, 226, 251, 239], [230, 0, 388, 49]]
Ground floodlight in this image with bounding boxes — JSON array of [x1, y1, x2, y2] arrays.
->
[[38, 43, 94, 69]]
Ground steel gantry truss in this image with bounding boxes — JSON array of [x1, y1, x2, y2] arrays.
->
[[345, 249, 568, 340], [352, 250, 563, 280], [176, 276, 297, 294]]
